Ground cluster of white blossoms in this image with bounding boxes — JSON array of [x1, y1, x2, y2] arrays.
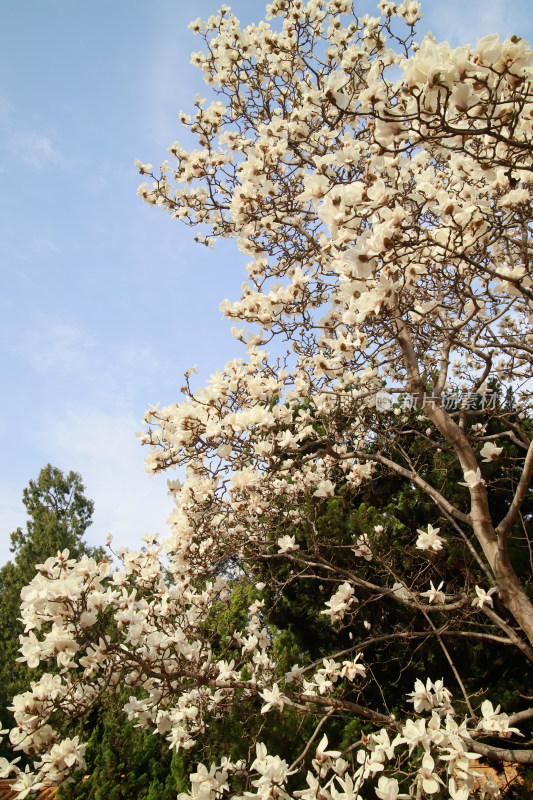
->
[[5, 0, 533, 796], [174, 690, 510, 800], [2, 545, 510, 799], [322, 582, 358, 622]]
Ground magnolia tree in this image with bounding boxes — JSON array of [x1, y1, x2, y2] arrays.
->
[[4, 0, 533, 797]]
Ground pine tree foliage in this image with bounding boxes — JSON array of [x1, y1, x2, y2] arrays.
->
[[0, 465, 100, 759]]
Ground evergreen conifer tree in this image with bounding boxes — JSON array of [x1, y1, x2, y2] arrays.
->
[[0, 465, 101, 759]]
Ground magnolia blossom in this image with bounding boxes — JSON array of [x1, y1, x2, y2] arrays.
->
[[322, 583, 357, 623], [259, 684, 288, 714], [284, 664, 304, 684], [352, 534, 372, 560], [340, 655, 367, 681], [312, 735, 342, 778], [408, 679, 452, 713], [476, 700, 521, 735], [472, 585, 497, 609], [420, 581, 445, 604], [277, 535, 300, 554], [375, 776, 409, 800], [313, 480, 335, 498], [459, 469, 486, 488], [417, 754, 443, 795], [391, 582, 410, 600], [415, 525, 445, 552], [448, 777, 471, 800], [479, 442, 503, 462], [17, 631, 42, 669], [11, 770, 44, 800]]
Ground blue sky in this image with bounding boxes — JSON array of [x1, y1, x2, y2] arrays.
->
[[1, 0, 532, 565]]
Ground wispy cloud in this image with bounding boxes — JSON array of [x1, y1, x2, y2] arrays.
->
[[17, 321, 96, 374], [1, 313, 179, 564], [0, 404, 174, 566], [40, 404, 173, 556], [31, 237, 59, 254], [11, 132, 66, 170], [0, 105, 67, 173], [10, 315, 169, 407]]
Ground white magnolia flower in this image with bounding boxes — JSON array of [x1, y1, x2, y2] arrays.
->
[[408, 678, 452, 713], [293, 771, 322, 800], [417, 753, 444, 794], [416, 524, 445, 552], [259, 684, 287, 713], [352, 534, 372, 560], [376, 775, 409, 800], [134, 159, 153, 175], [408, 679, 436, 713], [284, 663, 304, 683], [231, 467, 260, 491], [313, 672, 333, 695], [355, 746, 386, 779], [312, 734, 342, 777], [392, 582, 410, 600], [369, 729, 396, 762], [277, 535, 300, 554], [420, 581, 446, 604], [340, 655, 367, 681], [448, 777, 470, 800], [399, 718, 428, 753], [313, 480, 335, 498], [338, 236, 377, 280], [476, 700, 522, 735], [167, 478, 183, 495], [472, 585, 497, 609], [459, 468, 485, 488], [322, 583, 357, 623], [398, 0, 422, 25], [11, 769, 44, 800], [475, 33, 502, 65], [480, 441, 503, 462], [17, 631, 42, 669]]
